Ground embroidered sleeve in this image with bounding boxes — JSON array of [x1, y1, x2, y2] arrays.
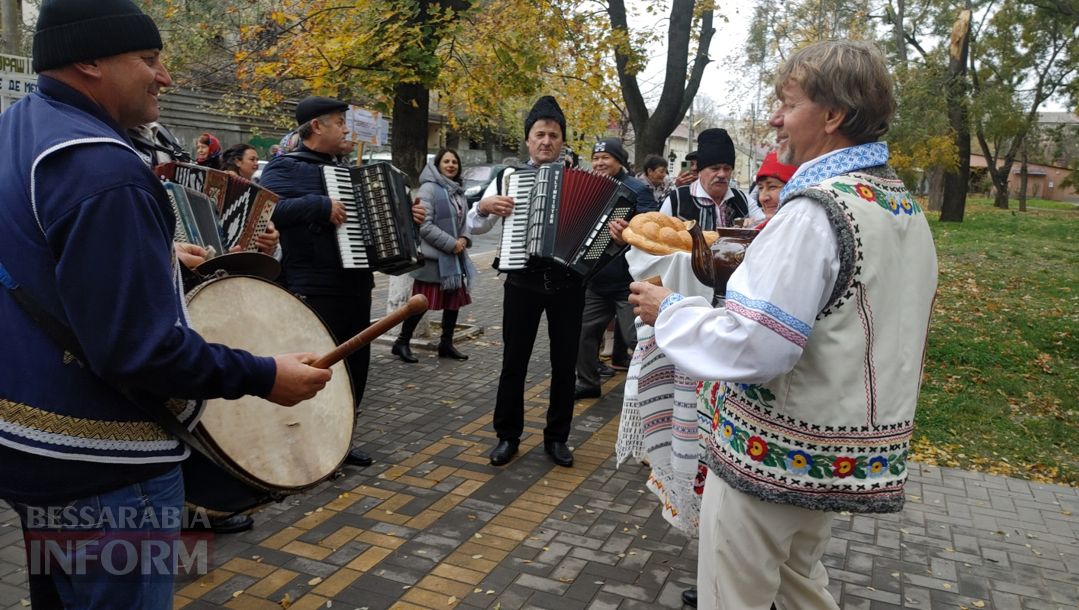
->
[[653, 199, 839, 384], [659, 293, 685, 314], [724, 291, 811, 348]]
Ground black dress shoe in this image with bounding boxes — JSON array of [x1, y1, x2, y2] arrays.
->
[[489, 439, 519, 466], [438, 343, 468, 360], [544, 441, 574, 467], [391, 342, 418, 363], [344, 447, 373, 467], [574, 385, 601, 400], [681, 588, 697, 607], [596, 362, 616, 377], [184, 514, 254, 534]]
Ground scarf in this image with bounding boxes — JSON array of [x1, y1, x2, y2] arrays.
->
[[432, 186, 477, 292], [779, 142, 890, 202], [196, 132, 221, 163]]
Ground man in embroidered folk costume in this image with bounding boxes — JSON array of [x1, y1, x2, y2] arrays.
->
[[0, 1, 332, 607], [659, 128, 764, 229], [630, 40, 938, 609]]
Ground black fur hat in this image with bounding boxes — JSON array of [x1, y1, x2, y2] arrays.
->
[[696, 128, 736, 169], [524, 95, 566, 139]]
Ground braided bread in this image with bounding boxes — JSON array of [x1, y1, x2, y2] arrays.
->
[[623, 212, 717, 255]]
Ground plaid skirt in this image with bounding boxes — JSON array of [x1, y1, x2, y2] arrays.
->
[[412, 280, 472, 311]]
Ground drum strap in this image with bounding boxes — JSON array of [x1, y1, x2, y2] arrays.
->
[[0, 259, 214, 459]]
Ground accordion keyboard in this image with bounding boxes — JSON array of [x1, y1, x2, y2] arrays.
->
[[323, 166, 370, 269], [496, 169, 536, 272]]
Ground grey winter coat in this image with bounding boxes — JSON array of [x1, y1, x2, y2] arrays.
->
[[411, 160, 473, 284]]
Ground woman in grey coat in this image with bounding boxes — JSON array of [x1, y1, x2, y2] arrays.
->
[[392, 149, 477, 362]]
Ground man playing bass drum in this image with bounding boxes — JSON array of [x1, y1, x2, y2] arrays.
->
[[0, 1, 331, 607]]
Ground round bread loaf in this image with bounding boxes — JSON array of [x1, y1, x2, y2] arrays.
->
[[623, 211, 717, 255]]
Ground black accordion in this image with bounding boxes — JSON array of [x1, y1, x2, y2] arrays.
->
[[321, 162, 422, 276], [154, 162, 277, 256], [496, 163, 637, 282]]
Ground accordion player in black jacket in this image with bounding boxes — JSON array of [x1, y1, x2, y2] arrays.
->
[[465, 95, 582, 468]]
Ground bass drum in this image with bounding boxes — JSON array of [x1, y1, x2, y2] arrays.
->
[[182, 274, 354, 515]]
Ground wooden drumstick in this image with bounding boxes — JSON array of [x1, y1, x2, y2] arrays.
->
[[310, 294, 429, 369]]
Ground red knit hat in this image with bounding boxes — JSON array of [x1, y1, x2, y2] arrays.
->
[[755, 152, 797, 183]]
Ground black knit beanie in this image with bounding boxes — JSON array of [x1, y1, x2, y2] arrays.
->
[[696, 128, 736, 169], [33, 0, 163, 73], [592, 138, 628, 167], [524, 95, 566, 140]]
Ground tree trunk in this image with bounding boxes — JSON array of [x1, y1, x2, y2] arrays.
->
[[391, 81, 430, 189], [940, 7, 972, 223], [927, 166, 945, 212], [386, 275, 429, 338], [482, 126, 495, 164], [1019, 139, 1028, 212], [609, 0, 716, 161], [989, 165, 1011, 208], [387, 81, 431, 334], [445, 128, 460, 150], [1, 0, 20, 54], [893, 0, 907, 64]]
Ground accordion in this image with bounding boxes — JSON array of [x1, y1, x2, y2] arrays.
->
[[321, 162, 422, 275], [163, 182, 224, 257], [154, 162, 277, 255], [496, 164, 637, 282]]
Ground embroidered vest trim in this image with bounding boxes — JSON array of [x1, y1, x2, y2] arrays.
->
[[702, 166, 936, 515]]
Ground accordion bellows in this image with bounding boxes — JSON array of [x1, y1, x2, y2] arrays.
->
[[154, 162, 277, 256], [497, 164, 637, 282]]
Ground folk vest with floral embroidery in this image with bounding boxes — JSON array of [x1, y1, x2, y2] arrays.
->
[[701, 165, 938, 514]]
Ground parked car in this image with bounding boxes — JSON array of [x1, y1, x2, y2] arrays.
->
[[461, 164, 508, 204], [252, 160, 269, 182]]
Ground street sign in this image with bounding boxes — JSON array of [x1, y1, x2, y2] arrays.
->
[[346, 106, 390, 146], [1, 53, 36, 112], [0, 53, 34, 77], [1, 72, 37, 97]]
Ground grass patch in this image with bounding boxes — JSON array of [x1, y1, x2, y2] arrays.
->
[[915, 200, 1079, 485], [968, 197, 1078, 211]]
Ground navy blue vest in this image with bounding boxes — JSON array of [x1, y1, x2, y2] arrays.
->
[[0, 84, 201, 463]]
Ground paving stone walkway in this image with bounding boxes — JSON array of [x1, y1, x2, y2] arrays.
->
[[1, 252, 1078, 610]]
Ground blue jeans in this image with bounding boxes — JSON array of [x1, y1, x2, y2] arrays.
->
[[11, 465, 185, 610]]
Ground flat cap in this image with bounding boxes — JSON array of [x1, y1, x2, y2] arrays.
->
[[296, 96, 349, 126]]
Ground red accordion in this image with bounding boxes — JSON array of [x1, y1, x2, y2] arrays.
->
[[496, 163, 637, 282]]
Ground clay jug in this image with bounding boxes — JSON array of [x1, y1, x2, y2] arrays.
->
[[688, 224, 759, 304]]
